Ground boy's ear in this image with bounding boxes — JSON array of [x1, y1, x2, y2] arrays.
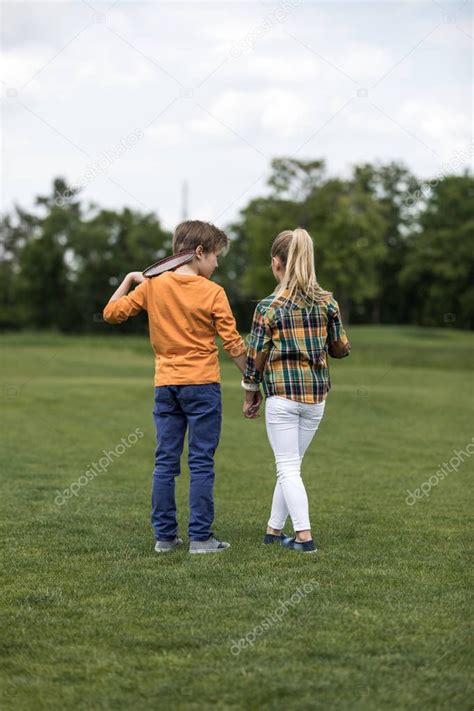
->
[[195, 244, 204, 259]]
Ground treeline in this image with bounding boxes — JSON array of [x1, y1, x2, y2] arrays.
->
[[1, 158, 473, 332]]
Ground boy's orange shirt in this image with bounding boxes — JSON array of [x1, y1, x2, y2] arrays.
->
[[103, 273, 246, 386]]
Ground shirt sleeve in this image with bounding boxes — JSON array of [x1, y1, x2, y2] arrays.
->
[[211, 288, 246, 358], [327, 298, 350, 358], [103, 281, 148, 324], [243, 303, 273, 385]]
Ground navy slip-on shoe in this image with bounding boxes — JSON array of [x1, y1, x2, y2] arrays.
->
[[281, 537, 318, 553], [263, 532, 290, 544]]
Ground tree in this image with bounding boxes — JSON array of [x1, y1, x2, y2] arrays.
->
[[305, 178, 387, 321], [1, 166, 472, 333], [267, 158, 326, 201], [0, 178, 171, 332], [68, 206, 170, 332], [400, 174, 474, 328], [352, 162, 420, 323], [233, 158, 388, 323], [12, 178, 80, 329]]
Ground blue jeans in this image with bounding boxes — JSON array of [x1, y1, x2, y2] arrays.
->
[[151, 383, 222, 541]]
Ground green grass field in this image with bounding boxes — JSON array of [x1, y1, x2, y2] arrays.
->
[[1, 327, 473, 710]]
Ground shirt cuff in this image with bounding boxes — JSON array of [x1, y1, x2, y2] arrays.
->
[[225, 340, 246, 358], [103, 303, 119, 323], [243, 368, 261, 385]]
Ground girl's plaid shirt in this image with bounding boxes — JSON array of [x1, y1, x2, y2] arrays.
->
[[244, 290, 350, 404]]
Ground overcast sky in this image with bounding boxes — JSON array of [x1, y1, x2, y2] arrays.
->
[[1, 0, 472, 232]]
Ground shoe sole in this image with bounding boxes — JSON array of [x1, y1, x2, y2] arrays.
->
[[281, 542, 318, 553], [189, 547, 230, 554], [154, 541, 183, 553]]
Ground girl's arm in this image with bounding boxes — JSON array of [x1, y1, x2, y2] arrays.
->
[[242, 305, 272, 418], [327, 299, 350, 358], [243, 305, 272, 385]]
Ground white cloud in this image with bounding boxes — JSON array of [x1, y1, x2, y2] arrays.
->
[[238, 53, 324, 84], [189, 88, 313, 141], [147, 122, 184, 147], [1, 0, 471, 226], [339, 44, 395, 84], [260, 89, 312, 138], [0, 46, 48, 87], [398, 100, 472, 148]]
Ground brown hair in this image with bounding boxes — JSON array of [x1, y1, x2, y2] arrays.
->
[[271, 228, 330, 305], [172, 220, 229, 255]]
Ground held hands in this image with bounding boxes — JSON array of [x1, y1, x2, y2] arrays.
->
[[243, 390, 262, 419]]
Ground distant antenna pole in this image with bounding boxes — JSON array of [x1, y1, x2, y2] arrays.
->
[[181, 180, 189, 220]]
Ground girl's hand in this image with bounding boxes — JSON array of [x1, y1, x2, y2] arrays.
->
[[128, 271, 145, 285], [243, 390, 262, 418]]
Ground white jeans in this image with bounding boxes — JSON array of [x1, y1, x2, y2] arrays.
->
[[265, 396, 326, 532]]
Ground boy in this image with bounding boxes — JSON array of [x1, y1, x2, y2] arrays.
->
[[103, 221, 248, 554]]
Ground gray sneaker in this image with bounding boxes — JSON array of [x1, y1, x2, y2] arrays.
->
[[189, 536, 230, 554], [154, 537, 183, 553]]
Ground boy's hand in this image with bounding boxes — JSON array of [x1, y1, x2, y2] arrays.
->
[[243, 390, 262, 418], [128, 271, 145, 285], [105, 271, 145, 307]]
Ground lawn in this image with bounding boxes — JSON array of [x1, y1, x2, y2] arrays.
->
[[1, 327, 473, 710]]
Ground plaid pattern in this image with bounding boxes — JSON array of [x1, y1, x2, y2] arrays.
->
[[244, 290, 350, 403]]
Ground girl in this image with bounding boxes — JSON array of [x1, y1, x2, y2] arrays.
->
[[242, 228, 350, 553]]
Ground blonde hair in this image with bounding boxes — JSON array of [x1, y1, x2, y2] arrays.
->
[[271, 228, 330, 306]]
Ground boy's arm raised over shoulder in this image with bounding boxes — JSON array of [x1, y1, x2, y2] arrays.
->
[[211, 287, 246, 372], [327, 298, 350, 358], [103, 272, 147, 324]]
